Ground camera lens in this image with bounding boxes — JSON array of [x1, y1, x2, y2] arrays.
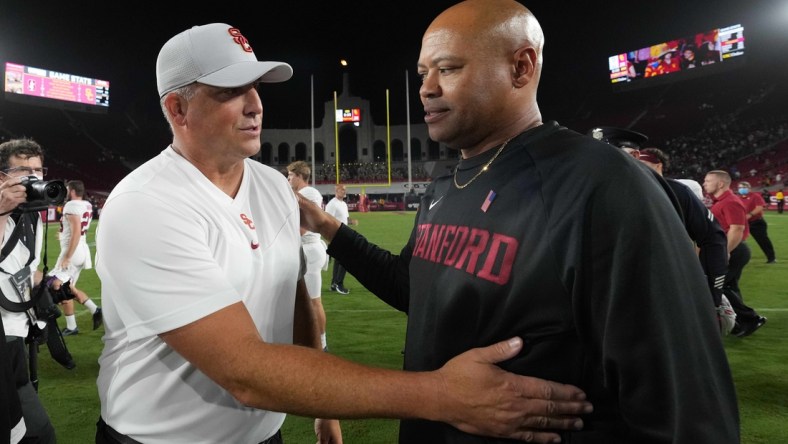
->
[[44, 182, 63, 199], [18, 176, 67, 211]]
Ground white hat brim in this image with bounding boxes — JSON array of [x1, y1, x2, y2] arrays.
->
[[198, 61, 293, 88]]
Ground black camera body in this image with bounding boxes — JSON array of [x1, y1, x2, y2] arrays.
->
[[32, 279, 76, 325], [18, 175, 67, 212], [48, 280, 77, 305], [28, 281, 77, 370]]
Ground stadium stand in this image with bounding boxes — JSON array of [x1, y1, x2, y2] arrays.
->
[[1, 69, 786, 204]]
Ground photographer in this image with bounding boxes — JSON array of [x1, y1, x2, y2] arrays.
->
[[0, 138, 57, 444]]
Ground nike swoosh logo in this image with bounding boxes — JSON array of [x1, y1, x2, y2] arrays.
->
[[251, 242, 260, 250], [429, 197, 443, 210]]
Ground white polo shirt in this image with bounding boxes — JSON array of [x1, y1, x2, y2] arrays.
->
[[96, 147, 301, 444]]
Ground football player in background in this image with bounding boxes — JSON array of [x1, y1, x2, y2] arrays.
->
[[54, 180, 102, 335]]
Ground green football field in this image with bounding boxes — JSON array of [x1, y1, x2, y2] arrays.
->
[[33, 211, 788, 443]]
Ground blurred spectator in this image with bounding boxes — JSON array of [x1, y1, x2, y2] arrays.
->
[[658, 49, 680, 74], [680, 44, 698, 70], [699, 40, 721, 65]]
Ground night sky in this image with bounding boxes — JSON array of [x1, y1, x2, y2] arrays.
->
[[1, 0, 786, 128]]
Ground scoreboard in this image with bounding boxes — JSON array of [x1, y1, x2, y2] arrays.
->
[[4, 62, 109, 108]]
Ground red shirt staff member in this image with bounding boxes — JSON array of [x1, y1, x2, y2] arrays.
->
[[738, 181, 777, 264], [703, 170, 767, 337]]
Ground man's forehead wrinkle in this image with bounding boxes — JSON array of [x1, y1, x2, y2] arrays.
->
[[424, 27, 463, 47], [422, 28, 476, 64]]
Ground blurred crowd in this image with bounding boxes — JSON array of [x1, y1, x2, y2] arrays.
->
[[664, 115, 788, 188], [314, 162, 429, 184]]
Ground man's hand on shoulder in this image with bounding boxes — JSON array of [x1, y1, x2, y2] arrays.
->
[[297, 193, 341, 241]]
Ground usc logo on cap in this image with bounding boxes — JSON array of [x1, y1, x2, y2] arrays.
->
[[228, 28, 253, 53]]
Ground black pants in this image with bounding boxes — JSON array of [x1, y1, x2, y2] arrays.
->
[[96, 417, 282, 444], [748, 219, 776, 261], [723, 242, 760, 324], [1, 324, 24, 444], [6, 336, 56, 444], [331, 258, 347, 287], [778, 200, 784, 214]]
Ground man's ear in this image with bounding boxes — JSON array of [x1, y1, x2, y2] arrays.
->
[[512, 46, 538, 88], [163, 93, 188, 126]]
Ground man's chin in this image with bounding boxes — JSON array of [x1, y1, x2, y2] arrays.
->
[[241, 141, 262, 157], [426, 127, 450, 146]]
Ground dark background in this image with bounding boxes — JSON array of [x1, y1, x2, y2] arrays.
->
[[1, 0, 787, 129]]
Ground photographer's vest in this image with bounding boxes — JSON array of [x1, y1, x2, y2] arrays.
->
[[0, 211, 74, 392], [0, 212, 38, 437], [0, 212, 40, 317]]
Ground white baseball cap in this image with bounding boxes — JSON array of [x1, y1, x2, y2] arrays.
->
[[156, 23, 293, 97]]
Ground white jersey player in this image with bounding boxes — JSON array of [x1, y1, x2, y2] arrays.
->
[[52, 180, 102, 335], [286, 161, 330, 350], [324, 183, 355, 294]]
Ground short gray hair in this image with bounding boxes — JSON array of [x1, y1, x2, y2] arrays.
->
[[160, 83, 198, 131]]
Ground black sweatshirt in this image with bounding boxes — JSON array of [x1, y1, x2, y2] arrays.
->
[[328, 121, 739, 443]]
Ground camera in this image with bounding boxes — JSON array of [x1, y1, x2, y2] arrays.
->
[[28, 280, 77, 370], [48, 279, 77, 305], [33, 278, 76, 323], [18, 175, 67, 212]]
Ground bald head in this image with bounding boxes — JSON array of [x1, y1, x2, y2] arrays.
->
[[425, 0, 544, 90], [418, 0, 544, 155], [428, 0, 544, 66]]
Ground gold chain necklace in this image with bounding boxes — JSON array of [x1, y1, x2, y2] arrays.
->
[[453, 138, 512, 189]]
